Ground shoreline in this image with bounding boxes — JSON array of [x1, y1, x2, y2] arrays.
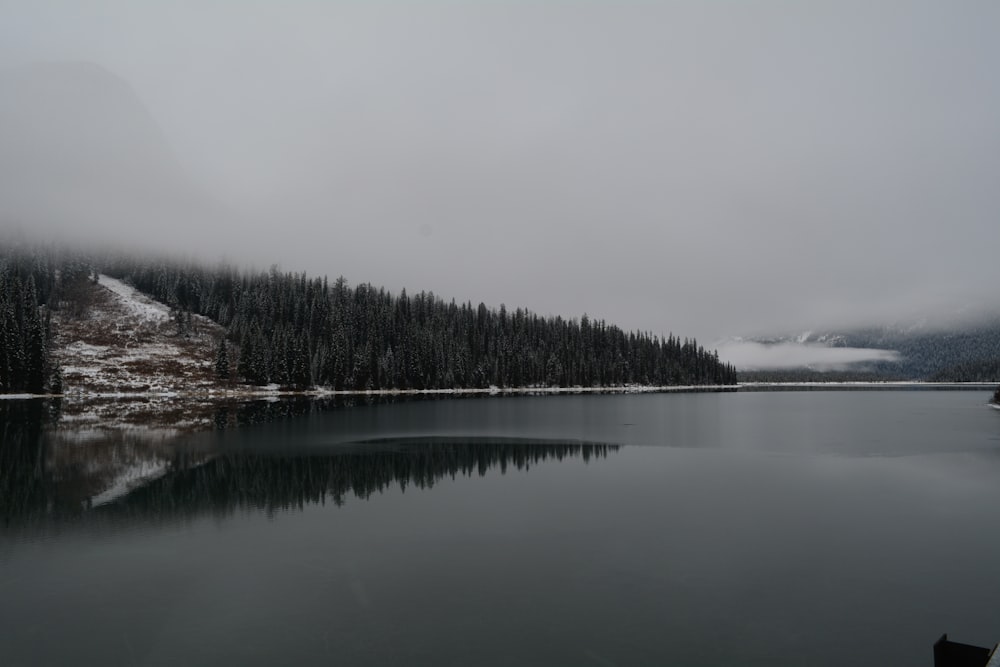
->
[[2, 381, 998, 401], [737, 381, 998, 389], [1, 384, 742, 401]]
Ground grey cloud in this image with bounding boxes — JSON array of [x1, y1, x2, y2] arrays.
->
[[1, 1, 998, 342]]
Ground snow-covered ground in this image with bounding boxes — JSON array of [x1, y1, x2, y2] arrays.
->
[[97, 275, 171, 323]]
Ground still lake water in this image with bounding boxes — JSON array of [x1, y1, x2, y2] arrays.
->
[[2, 390, 1000, 666]]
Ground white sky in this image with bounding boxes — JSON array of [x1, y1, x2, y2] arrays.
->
[[1, 0, 998, 345]]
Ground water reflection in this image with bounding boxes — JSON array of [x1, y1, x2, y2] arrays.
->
[[4, 392, 1000, 667], [98, 438, 617, 521], [1, 400, 618, 534]]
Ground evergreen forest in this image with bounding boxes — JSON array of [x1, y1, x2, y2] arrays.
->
[[103, 255, 737, 389], [0, 247, 72, 393], [0, 243, 737, 393]]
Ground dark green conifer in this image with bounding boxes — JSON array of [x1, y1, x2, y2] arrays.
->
[[216, 338, 230, 381]]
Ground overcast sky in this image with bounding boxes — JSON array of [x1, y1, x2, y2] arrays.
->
[[1, 0, 998, 345]]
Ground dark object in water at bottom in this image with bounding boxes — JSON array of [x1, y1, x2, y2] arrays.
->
[[934, 634, 997, 667]]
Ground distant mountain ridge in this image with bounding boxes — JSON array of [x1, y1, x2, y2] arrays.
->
[[745, 318, 1000, 381]]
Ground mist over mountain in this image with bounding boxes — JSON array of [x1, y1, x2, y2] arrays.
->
[[4, 0, 1000, 342], [722, 314, 1000, 381], [0, 61, 225, 253]]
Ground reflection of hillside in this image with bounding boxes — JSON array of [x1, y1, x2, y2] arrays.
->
[[1, 396, 390, 528], [1, 398, 620, 532], [98, 439, 619, 522], [46, 427, 206, 504], [0, 400, 212, 527]]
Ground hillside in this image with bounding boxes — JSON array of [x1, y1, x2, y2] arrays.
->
[[0, 244, 737, 397], [50, 273, 239, 430], [741, 322, 1000, 382], [102, 255, 736, 391], [55, 275, 225, 397]]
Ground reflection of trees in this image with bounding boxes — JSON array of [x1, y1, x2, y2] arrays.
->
[[1, 397, 620, 531], [227, 396, 359, 428], [0, 396, 390, 527], [216, 394, 404, 429], [0, 400, 61, 526], [0, 400, 205, 527], [100, 440, 619, 523]]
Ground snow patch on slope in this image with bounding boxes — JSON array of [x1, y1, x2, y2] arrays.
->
[[98, 274, 171, 323]]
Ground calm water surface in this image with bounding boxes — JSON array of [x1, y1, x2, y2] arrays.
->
[[2, 391, 1000, 666]]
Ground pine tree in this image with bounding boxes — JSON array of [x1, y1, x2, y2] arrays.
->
[[216, 338, 230, 382]]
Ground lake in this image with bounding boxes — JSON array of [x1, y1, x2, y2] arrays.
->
[[2, 390, 999, 666]]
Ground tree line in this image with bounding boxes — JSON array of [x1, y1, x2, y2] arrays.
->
[[102, 256, 737, 390], [822, 326, 1000, 381], [0, 243, 736, 392], [0, 245, 78, 393]]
